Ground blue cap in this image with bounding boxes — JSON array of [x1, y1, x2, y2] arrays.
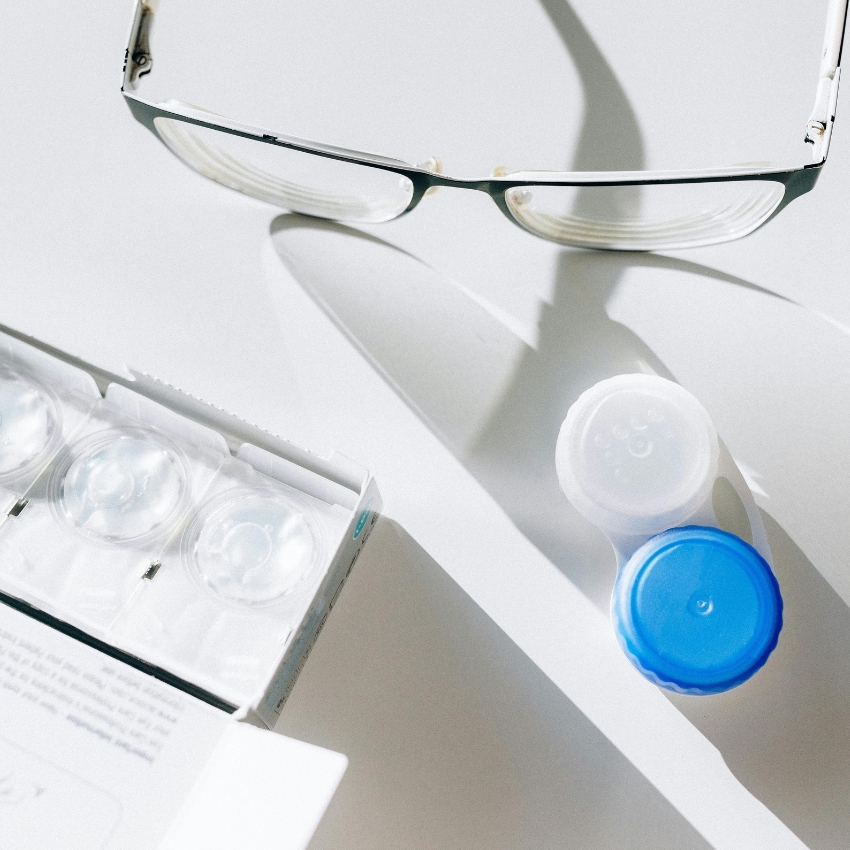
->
[[612, 526, 782, 695]]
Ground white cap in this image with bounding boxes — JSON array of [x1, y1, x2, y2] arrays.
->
[[556, 374, 719, 537]]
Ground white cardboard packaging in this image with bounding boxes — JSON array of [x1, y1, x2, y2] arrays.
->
[[0, 323, 381, 849]]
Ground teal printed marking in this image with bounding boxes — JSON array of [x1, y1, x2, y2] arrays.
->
[[353, 498, 374, 539]]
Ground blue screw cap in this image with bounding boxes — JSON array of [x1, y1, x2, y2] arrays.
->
[[612, 526, 783, 695]]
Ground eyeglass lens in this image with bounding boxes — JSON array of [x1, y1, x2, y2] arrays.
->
[[503, 181, 786, 250], [154, 112, 415, 223]]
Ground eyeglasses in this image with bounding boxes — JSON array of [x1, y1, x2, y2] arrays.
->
[[122, 0, 848, 252]]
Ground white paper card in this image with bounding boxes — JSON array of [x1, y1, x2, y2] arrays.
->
[[0, 600, 348, 850], [0, 601, 229, 849]]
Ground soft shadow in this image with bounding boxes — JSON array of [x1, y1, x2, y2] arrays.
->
[[271, 0, 850, 844], [536, 0, 642, 170], [278, 517, 711, 850], [271, 215, 793, 608], [271, 215, 850, 847], [666, 511, 850, 850]]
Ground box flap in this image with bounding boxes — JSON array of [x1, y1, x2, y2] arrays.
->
[[159, 722, 347, 850], [105, 383, 230, 455]]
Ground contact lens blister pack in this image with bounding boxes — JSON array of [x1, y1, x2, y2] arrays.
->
[[0, 325, 380, 724], [0, 392, 227, 631], [111, 448, 350, 707]]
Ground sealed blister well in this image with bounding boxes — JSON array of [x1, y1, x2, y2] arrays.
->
[[184, 478, 326, 607], [0, 334, 101, 515], [0, 365, 61, 484], [52, 425, 193, 546], [0, 390, 226, 630], [0, 324, 380, 724], [556, 373, 782, 695], [111, 449, 350, 707]]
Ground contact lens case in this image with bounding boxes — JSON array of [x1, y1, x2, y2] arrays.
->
[[556, 373, 782, 695]]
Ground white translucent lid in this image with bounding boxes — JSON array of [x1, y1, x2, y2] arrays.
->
[[556, 374, 719, 536]]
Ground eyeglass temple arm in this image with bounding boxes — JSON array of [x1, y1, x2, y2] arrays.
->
[[122, 0, 159, 93], [805, 0, 849, 161], [127, 0, 845, 166]]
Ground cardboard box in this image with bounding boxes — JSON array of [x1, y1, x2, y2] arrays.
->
[[0, 323, 381, 848]]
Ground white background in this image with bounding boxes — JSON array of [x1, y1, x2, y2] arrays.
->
[[2, 1, 850, 848]]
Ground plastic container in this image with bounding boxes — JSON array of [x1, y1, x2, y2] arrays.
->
[[556, 373, 782, 695]]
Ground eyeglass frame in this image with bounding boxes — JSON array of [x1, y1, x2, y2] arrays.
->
[[121, 0, 848, 248]]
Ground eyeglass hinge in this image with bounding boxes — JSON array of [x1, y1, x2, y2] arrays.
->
[[805, 70, 841, 161], [126, 1, 157, 87]]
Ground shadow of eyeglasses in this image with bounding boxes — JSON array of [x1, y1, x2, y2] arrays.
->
[[270, 209, 850, 850]]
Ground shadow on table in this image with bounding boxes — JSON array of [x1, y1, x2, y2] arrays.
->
[[277, 517, 711, 850], [270, 214, 850, 850], [270, 215, 791, 609], [272, 0, 850, 845], [667, 512, 850, 850]]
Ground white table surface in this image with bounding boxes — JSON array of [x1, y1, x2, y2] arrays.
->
[[3, 2, 850, 848]]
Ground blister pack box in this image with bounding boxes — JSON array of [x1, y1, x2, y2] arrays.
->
[[0, 325, 380, 723]]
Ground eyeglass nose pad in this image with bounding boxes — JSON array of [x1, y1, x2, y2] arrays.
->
[[492, 166, 533, 207], [417, 157, 443, 197]]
